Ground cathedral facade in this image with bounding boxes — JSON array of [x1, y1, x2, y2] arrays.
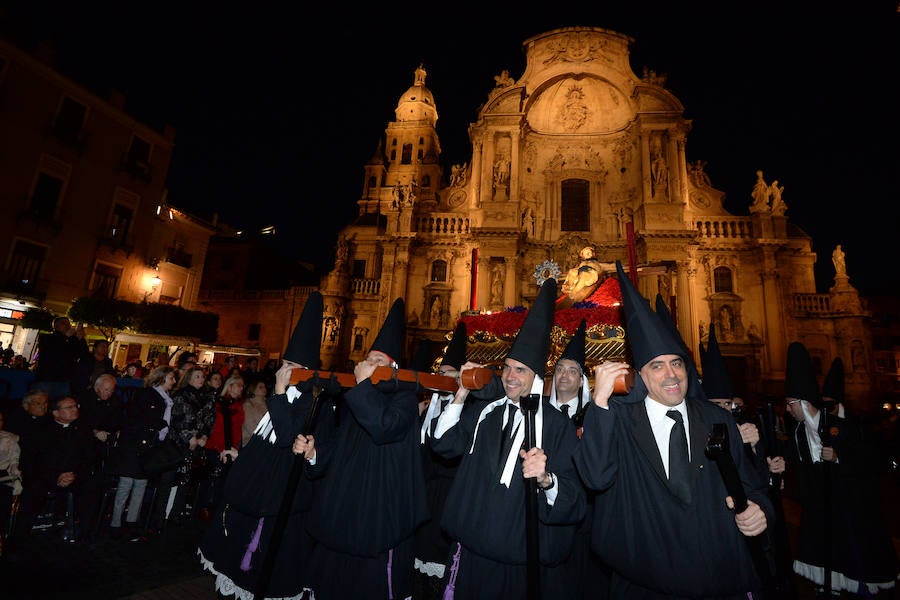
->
[[317, 27, 872, 407]]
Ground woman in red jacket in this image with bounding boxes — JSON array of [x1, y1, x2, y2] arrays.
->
[[204, 373, 245, 512]]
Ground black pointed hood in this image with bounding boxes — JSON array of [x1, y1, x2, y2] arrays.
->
[[506, 278, 557, 376], [559, 318, 587, 372], [821, 357, 844, 404], [617, 261, 685, 369], [441, 321, 468, 370], [283, 291, 324, 368], [700, 323, 734, 400], [371, 298, 406, 367], [785, 341, 820, 407], [410, 338, 433, 372]]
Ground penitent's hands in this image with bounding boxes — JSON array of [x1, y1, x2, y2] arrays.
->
[[275, 360, 301, 395], [354, 359, 376, 384], [453, 361, 483, 404], [293, 433, 316, 461], [592, 361, 631, 408], [519, 447, 549, 485], [727, 497, 767, 537]]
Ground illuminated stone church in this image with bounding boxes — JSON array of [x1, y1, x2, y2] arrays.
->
[[317, 26, 871, 406]]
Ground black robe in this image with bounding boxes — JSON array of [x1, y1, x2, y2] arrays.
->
[[305, 379, 428, 600], [198, 380, 336, 600], [573, 380, 774, 599], [789, 410, 899, 593], [431, 397, 585, 600]]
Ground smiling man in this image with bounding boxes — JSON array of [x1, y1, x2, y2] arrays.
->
[[430, 278, 585, 600], [574, 261, 773, 599]]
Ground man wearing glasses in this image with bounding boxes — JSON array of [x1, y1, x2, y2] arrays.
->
[[6, 396, 101, 554]]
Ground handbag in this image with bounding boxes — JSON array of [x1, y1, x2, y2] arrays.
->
[[141, 439, 185, 474]]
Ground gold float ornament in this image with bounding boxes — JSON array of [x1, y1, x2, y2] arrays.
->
[[450, 275, 627, 379], [533, 260, 562, 286]]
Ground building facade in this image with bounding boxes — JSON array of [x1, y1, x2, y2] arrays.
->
[[0, 38, 215, 366], [318, 26, 874, 409]]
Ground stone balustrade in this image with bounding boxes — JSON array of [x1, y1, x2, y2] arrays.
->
[[695, 217, 752, 240], [414, 213, 470, 235], [351, 278, 381, 295]]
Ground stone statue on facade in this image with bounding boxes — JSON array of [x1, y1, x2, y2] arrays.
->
[[493, 69, 514, 88], [688, 160, 711, 187], [832, 244, 846, 276], [750, 170, 771, 213], [449, 162, 467, 188], [769, 180, 786, 215]]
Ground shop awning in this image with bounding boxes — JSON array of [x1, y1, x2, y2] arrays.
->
[[113, 332, 199, 348]]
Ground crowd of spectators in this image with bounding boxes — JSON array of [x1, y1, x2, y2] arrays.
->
[[0, 331, 268, 559]]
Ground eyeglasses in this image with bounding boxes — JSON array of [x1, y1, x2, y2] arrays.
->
[[554, 366, 582, 376], [786, 400, 800, 407]]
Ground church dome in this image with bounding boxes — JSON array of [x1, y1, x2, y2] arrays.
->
[[394, 64, 438, 124]]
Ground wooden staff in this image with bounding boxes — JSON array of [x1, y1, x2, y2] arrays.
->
[[820, 401, 833, 593], [520, 393, 541, 600]]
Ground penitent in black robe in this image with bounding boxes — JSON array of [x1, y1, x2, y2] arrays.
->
[[198, 379, 336, 600], [573, 379, 774, 599], [305, 379, 429, 600], [431, 396, 585, 600]]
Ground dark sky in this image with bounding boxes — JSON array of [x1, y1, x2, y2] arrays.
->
[[3, 3, 899, 295]]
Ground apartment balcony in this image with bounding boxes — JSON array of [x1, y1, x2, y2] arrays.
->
[[0, 270, 47, 304], [44, 120, 89, 154], [165, 247, 193, 269], [118, 154, 152, 183]]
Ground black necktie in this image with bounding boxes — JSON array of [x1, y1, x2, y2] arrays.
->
[[498, 404, 518, 467], [667, 410, 691, 502], [796, 422, 812, 463], [430, 398, 449, 437], [561, 404, 570, 419]]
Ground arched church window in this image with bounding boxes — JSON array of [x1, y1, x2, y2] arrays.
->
[[353, 334, 363, 351], [431, 259, 447, 282], [421, 174, 431, 187], [402, 144, 413, 164], [368, 175, 376, 188], [714, 266, 733, 293], [561, 179, 590, 231]]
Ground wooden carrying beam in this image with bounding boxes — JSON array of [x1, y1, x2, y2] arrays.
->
[[289, 366, 496, 393]]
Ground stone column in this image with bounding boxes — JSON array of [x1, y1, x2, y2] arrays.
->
[[509, 130, 520, 203], [471, 139, 483, 208], [759, 266, 786, 379], [477, 254, 491, 311], [482, 136, 496, 204], [503, 256, 518, 307], [640, 133, 652, 202], [676, 260, 699, 361]]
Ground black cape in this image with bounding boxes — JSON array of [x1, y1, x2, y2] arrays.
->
[[573, 378, 774, 598]]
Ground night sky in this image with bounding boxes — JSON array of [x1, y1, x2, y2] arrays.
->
[[3, 3, 898, 295]]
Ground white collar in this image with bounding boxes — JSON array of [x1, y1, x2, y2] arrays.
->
[[471, 376, 544, 487]]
